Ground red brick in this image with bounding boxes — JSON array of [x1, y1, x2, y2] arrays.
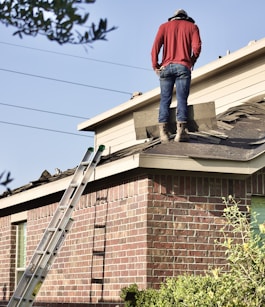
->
[[1, 170, 263, 306]]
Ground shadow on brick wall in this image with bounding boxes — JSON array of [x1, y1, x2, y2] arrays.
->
[[0, 300, 124, 307]]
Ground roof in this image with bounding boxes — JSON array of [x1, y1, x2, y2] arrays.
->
[[145, 101, 265, 162], [2, 98, 265, 202], [98, 98, 265, 161]]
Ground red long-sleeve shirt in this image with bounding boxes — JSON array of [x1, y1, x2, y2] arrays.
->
[[151, 19, 202, 70]]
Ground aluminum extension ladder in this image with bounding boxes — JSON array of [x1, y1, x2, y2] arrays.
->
[[7, 145, 105, 307]]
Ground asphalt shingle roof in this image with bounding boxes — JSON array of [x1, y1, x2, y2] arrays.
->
[[1, 100, 265, 198]]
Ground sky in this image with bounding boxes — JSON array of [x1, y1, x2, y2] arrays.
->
[[1, 0, 265, 193]]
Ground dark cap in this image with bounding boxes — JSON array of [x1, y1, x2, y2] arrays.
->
[[168, 9, 188, 21]]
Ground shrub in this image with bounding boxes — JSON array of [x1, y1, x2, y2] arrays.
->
[[120, 197, 265, 306], [217, 197, 265, 306], [120, 283, 139, 307]]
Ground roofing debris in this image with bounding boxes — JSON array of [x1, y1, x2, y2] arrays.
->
[[144, 100, 265, 160], [1, 99, 265, 199], [0, 168, 76, 199]]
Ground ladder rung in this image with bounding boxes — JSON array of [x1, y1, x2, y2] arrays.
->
[[69, 183, 78, 188], [7, 146, 105, 307], [36, 250, 45, 255], [59, 206, 73, 211], [91, 278, 104, 284], [94, 224, 106, 229], [81, 161, 90, 166], [48, 227, 57, 232], [59, 205, 67, 210], [93, 250, 105, 256], [25, 272, 33, 277]]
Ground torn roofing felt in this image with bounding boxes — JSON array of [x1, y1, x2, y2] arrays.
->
[[102, 99, 265, 162], [2, 99, 265, 198]]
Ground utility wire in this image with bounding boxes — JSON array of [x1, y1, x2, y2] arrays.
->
[[0, 101, 88, 119], [0, 120, 92, 138], [0, 41, 152, 71], [0, 67, 133, 96]]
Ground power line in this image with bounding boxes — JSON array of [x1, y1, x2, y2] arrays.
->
[[0, 67, 132, 95], [0, 41, 152, 71], [0, 101, 88, 119], [0, 120, 92, 138]]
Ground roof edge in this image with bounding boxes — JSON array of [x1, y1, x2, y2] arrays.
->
[[0, 154, 141, 208], [2, 151, 265, 208], [192, 38, 265, 83], [139, 153, 265, 175]]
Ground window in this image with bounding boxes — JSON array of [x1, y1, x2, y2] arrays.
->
[[15, 221, 27, 284], [251, 197, 265, 238]]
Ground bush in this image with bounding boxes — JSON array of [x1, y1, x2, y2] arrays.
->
[[120, 283, 159, 307], [120, 197, 265, 306], [218, 197, 265, 306]]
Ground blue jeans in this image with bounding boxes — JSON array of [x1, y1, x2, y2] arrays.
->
[[158, 63, 191, 123]]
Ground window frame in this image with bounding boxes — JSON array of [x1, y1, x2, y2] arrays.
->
[[251, 196, 265, 238], [14, 220, 27, 285]]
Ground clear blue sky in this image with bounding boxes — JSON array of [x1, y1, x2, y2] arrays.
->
[[1, 0, 265, 192]]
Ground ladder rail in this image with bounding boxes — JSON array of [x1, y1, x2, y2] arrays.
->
[[12, 220, 73, 307], [27, 147, 95, 256], [7, 145, 105, 307]]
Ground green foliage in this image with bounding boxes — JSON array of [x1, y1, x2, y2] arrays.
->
[[0, 0, 117, 45], [120, 283, 139, 307], [135, 288, 160, 307], [121, 197, 265, 307], [120, 283, 159, 307], [157, 274, 235, 307], [218, 196, 265, 306]]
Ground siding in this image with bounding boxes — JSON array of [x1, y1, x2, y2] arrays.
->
[[189, 54, 265, 114], [95, 103, 159, 154], [95, 46, 265, 154]]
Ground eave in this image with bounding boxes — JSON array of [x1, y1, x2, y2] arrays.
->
[[1, 152, 264, 210]]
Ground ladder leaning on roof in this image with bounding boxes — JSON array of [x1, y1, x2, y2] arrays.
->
[[7, 145, 105, 307]]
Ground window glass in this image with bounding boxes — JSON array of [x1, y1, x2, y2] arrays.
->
[[251, 197, 265, 237], [16, 222, 27, 284]]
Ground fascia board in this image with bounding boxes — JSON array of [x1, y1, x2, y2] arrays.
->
[[2, 151, 265, 209], [138, 153, 265, 175], [0, 154, 141, 208], [93, 154, 140, 180], [0, 176, 72, 209]]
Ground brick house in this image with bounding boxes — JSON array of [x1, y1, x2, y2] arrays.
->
[[1, 38, 265, 307]]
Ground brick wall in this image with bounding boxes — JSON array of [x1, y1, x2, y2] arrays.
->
[[146, 171, 252, 288], [2, 168, 265, 306], [23, 175, 150, 306], [0, 216, 16, 303]]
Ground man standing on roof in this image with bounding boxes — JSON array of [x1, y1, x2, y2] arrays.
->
[[151, 9, 202, 142]]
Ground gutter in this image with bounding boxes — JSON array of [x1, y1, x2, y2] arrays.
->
[[2, 151, 265, 209]]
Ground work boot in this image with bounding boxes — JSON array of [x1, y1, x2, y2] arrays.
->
[[174, 122, 189, 142], [159, 123, 170, 143]]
